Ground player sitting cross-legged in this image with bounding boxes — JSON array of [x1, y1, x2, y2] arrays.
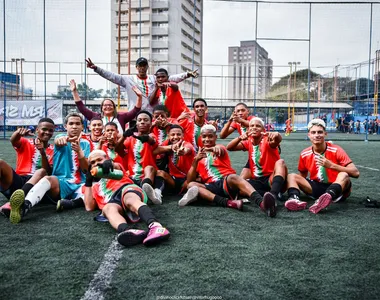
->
[[85, 150, 170, 247], [285, 118, 360, 214]]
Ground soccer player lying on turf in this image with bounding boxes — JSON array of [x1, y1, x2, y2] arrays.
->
[[226, 117, 288, 217], [115, 111, 163, 205], [149, 68, 190, 119], [83, 150, 170, 247], [0, 119, 55, 217], [284, 118, 360, 214], [152, 124, 195, 196], [178, 124, 274, 217], [8, 113, 91, 223], [220, 102, 255, 180]]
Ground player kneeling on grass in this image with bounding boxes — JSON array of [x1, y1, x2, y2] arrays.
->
[[285, 118, 360, 214], [152, 124, 195, 196], [226, 117, 287, 217], [179, 125, 269, 215], [0, 119, 55, 217], [9, 113, 90, 223], [85, 150, 170, 247]]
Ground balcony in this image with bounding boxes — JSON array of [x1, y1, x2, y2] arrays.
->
[[131, 39, 150, 48], [181, 0, 201, 19], [152, 13, 169, 22], [131, 52, 150, 62], [131, 13, 150, 22], [152, 0, 169, 9], [152, 40, 168, 49], [181, 34, 201, 52], [131, 26, 150, 35], [130, 0, 150, 8], [151, 53, 169, 62], [152, 27, 168, 35]]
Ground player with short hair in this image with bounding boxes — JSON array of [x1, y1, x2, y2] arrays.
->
[[149, 68, 190, 118], [116, 111, 163, 205], [152, 124, 195, 195], [285, 118, 360, 214], [8, 113, 91, 223], [179, 124, 272, 216], [83, 116, 104, 151], [227, 117, 287, 217], [0, 118, 55, 217], [83, 150, 170, 247]]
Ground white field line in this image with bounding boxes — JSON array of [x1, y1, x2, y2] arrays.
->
[[357, 165, 380, 172], [81, 238, 123, 300]]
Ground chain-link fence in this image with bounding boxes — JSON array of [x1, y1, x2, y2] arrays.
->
[[1, 0, 380, 139]]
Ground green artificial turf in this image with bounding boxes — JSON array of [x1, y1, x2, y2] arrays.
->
[[0, 138, 379, 300]]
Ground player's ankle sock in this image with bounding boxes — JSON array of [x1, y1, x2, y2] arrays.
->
[[25, 178, 51, 207], [249, 191, 263, 206], [326, 183, 342, 199], [154, 176, 165, 192], [213, 195, 228, 207], [270, 175, 284, 195], [141, 178, 153, 187], [72, 198, 84, 208], [138, 205, 157, 226], [117, 223, 129, 233], [22, 183, 34, 196], [287, 188, 301, 199]]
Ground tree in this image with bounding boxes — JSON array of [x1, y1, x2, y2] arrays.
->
[[53, 82, 103, 100]]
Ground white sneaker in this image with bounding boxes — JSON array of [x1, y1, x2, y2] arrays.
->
[[142, 183, 161, 205], [154, 188, 163, 205], [178, 186, 199, 207]]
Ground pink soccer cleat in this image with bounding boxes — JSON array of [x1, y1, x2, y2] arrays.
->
[[117, 229, 147, 247], [143, 225, 170, 247], [285, 198, 308, 211], [309, 193, 332, 214]]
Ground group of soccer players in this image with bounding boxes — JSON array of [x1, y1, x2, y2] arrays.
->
[[0, 57, 360, 248]]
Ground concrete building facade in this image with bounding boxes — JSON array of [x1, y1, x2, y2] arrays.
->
[[228, 40, 272, 101], [111, 0, 203, 101]]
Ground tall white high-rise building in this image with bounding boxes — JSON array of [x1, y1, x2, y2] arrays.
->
[[111, 0, 203, 101], [228, 40, 272, 101]]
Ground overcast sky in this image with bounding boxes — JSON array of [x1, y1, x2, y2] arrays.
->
[[1, 0, 380, 99]]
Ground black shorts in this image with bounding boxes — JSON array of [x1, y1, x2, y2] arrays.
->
[[205, 175, 239, 199], [0, 170, 31, 200], [156, 154, 169, 172], [305, 179, 352, 201], [243, 159, 250, 169], [170, 176, 186, 195], [247, 176, 271, 196], [108, 184, 146, 206], [130, 177, 142, 187]]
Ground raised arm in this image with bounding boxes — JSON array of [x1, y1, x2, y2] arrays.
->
[[168, 69, 198, 83], [10, 128, 34, 148], [87, 58, 128, 88], [34, 138, 52, 175], [187, 148, 206, 183], [226, 132, 250, 151], [264, 132, 282, 149]]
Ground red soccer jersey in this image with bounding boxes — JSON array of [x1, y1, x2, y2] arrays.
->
[[162, 140, 195, 179], [82, 134, 100, 152], [298, 142, 352, 184], [151, 118, 178, 145], [178, 117, 208, 151], [100, 143, 123, 165], [241, 136, 280, 179], [14, 137, 54, 176], [92, 166, 133, 209], [196, 145, 236, 183], [121, 135, 158, 181], [231, 115, 255, 135], [154, 87, 190, 119]]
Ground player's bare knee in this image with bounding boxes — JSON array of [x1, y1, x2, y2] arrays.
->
[[34, 168, 47, 178]]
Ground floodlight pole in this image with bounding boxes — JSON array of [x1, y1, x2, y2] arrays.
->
[[43, 0, 47, 117], [306, 3, 312, 136], [365, 3, 373, 143], [3, 0, 6, 139]]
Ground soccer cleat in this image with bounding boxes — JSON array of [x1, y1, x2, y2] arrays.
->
[[178, 186, 199, 207], [285, 198, 308, 211], [154, 189, 163, 205], [117, 229, 147, 247], [9, 189, 26, 224], [241, 198, 251, 204], [227, 199, 244, 211], [0, 202, 11, 219], [261, 192, 277, 217], [142, 183, 161, 205], [143, 225, 170, 246], [56, 199, 72, 212], [309, 193, 332, 214]]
